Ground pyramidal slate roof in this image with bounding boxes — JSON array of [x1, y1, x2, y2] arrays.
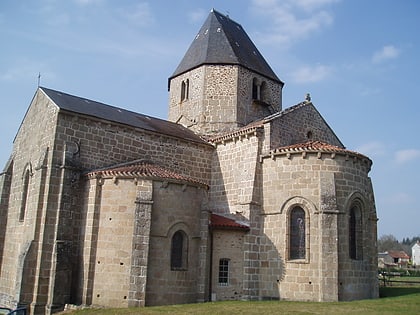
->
[[40, 87, 208, 144], [170, 9, 282, 83]]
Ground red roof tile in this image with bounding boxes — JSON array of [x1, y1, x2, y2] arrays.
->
[[210, 213, 249, 231], [272, 141, 370, 160], [387, 250, 410, 259], [86, 160, 208, 187]]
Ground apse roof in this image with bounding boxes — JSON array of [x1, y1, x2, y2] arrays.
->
[[170, 9, 282, 83], [40, 87, 208, 145], [86, 160, 208, 187]]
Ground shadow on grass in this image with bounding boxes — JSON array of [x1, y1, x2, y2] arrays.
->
[[379, 286, 420, 298]]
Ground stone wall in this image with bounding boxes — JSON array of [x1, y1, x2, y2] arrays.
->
[[263, 102, 343, 151], [168, 65, 283, 136], [56, 112, 213, 181], [80, 177, 144, 308], [211, 229, 247, 301], [0, 90, 58, 311], [260, 150, 377, 301], [209, 131, 262, 218], [146, 181, 207, 306], [237, 67, 282, 125]]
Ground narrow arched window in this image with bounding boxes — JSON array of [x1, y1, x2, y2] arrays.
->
[[349, 204, 363, 260], [19, 169, 30, 222], [289, 207, 306, 260], [252, 78, 259, 100], [180, 79, 189, 101], [171, 230, 188, 270], [181, 81, 186, 101]]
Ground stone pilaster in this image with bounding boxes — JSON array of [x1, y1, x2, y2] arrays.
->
[[196, 209, 210, 302], [128, 179, 153, 307], [318, 172, 339, 302]]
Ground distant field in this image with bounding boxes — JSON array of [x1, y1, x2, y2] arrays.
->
[[59, 285, 420, 315]]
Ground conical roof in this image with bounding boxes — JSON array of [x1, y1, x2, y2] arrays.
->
[[170, 9, 282, 83]]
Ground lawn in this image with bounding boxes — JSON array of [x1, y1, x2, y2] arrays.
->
[[60, 286, 420, 315]]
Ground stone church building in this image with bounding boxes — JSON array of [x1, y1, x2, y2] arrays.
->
[[0, 9, 378, 314]]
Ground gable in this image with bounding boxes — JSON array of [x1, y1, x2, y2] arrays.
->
[[262, 101, 343, 149]]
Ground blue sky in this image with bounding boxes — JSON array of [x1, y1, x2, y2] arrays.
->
[[1, 0, 419, 240]]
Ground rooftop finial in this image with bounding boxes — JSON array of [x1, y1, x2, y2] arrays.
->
[[37, 72, 41, 87], [305, 93, 311, 103]]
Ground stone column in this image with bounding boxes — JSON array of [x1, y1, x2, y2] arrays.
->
[[128, 179, 153, 307]]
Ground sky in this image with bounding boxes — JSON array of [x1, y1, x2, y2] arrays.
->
[[0, 0, 419, 241]]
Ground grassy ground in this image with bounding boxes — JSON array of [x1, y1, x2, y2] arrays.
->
[[60, 286, 420, 315]]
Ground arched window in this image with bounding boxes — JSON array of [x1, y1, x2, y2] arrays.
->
[[171, 230, 188, 270], [181, 79, 189, 101], [252, 78, 259, 100], [349, 203, 363, 260], [19, 169, 30, 222], [289, 207, 306, 260]]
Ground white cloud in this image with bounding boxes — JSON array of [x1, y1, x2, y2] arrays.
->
[[188, 9, 207, 23], [295, 0, 340, 11], [0, 60, 55, 83], [395, 149, 420, 164], [74, 0, 103, 5], [355, 141, 386, 157], [385, 192, 414, 204], [290, 64, 332, 83], [118, 2, 154, 27], [250, 0, 336, 47], [372, 45, 400, 64]]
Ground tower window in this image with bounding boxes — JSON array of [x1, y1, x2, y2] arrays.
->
[[171, 230, 188, 270], [181, 79, 189, 101], [218, 258, 229, 286], [289, 207, 306, 260], [252, 78, 259, 100]]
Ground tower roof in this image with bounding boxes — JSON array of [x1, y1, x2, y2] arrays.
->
[[170, 9, 282, 84]]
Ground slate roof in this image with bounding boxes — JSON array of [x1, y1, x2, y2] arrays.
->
[[170, 9, 282, 83], [40, 87, 208, 145], [86, 160, 208, 187], [210, 213, 250, 231]]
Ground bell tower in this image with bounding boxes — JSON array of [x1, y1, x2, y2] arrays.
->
[[168, 9, 284, 135]]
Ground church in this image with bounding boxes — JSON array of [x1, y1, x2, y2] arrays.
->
[[0, 9, 378, 314]]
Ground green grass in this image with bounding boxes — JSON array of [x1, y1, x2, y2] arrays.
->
[[60, 287, 420, 315]]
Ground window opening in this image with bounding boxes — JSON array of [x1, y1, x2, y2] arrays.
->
[[289, 207, 306, 260], [349, 204, 363, 260], [19, 170, 30, 222], [252, 78, 259, 100], [171, 230, 188, 270], [181, 79, 189, 101], [218, 258, 229, 286]]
